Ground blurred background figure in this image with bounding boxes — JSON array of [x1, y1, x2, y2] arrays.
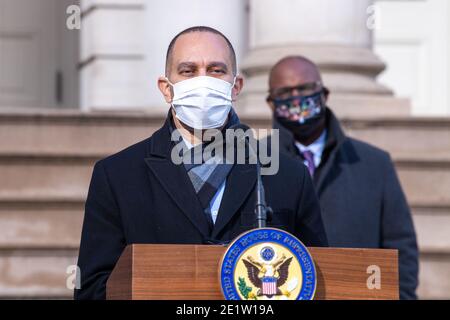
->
[[0, 0, 449, 299], [266, 56, 418, 299]]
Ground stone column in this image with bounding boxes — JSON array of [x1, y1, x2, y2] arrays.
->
[[79, 0, 150, 111], [238, 0, 410, 118], [79, 0, 248, 111]]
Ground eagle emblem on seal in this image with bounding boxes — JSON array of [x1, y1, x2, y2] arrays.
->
[[242, 246, 295, 298]]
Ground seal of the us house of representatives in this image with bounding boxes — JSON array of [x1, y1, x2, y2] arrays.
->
[[219, 228, 317, 300]]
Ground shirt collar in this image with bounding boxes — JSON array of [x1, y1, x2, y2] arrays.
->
[[295, 129, 327, 157]]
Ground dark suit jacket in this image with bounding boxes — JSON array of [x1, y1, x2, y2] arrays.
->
[[275, 107, 419, 300], [74, 116, 328, 300]]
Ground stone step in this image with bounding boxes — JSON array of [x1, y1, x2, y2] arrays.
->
[[0, 153, 448, 208], [413, 205, 450, 255], [342, 117, 450, 159], [417, 253, 450, 300], [395, 158, 450, 206], [0, 249, 77, 299], [0, 248, 447, 299], [0, 201, 83, 250], [247, 114, 450, 159], [1, 110, 450, 160], [0, 109, 164, 156], [0, 155, 94, 200], [0, 197, 448, 254]]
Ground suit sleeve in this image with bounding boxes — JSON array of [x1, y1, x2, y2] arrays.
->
[[380, 155, 419, 300], [295, 164, 329, 247], [74, 161, 126, 300]]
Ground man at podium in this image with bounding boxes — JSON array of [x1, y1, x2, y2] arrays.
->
[[74, 26, 328, 300]]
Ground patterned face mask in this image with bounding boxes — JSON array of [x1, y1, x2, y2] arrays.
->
[[272, 91, 324, 124]]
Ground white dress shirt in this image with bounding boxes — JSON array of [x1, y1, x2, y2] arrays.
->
[[295, 130, 327, 168]]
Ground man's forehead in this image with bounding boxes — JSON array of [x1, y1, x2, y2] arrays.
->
[[270, 59, 321, 88], [171, 32, 232, 66]]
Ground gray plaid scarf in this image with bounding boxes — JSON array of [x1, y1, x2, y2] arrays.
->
[[170, 109, 240, 225]]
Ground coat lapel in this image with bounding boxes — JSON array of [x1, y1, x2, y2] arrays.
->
[[144, 120, 212, 238], [211, 163, 256, 239], [314, 109, 347, 194]]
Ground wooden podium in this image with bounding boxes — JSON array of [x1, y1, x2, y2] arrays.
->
[[106, 244, 399, 300]]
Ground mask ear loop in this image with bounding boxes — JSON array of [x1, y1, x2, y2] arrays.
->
[[165, 77, 174, 87], [230, 76, 238, 101]]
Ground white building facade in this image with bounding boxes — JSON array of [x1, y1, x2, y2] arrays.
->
[[1, 0, 449, 116]]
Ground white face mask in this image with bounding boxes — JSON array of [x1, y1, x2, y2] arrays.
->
[[167, 76, 236, 129]]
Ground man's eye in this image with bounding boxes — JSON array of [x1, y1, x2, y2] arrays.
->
[[211, 69, 225, 74], [180, 70, 193, 75]]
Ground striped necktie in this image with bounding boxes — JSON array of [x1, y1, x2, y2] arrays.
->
[[301, 150, 315, 177]]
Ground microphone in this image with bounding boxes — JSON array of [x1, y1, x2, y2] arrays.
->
[[228, 124, 273, 229]]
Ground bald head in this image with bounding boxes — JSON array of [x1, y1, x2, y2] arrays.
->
[[269, 56, 322, 92], [165, 26, 237, 77]]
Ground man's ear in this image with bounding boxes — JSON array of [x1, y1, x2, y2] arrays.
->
[[323, 86, 330, 104], [231, 75, 244, 101], [158, 76, 173, 103], [266, 96, 276, 112]]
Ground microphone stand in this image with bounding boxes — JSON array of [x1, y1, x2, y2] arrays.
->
[[243, 127, 273, 229], [255, 158, 273, 229], [230, 123, 273, 229]]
